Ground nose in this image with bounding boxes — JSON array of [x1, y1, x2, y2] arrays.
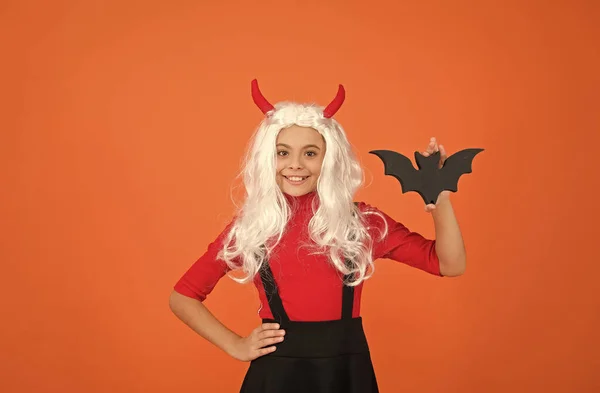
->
[[288, 154, 303, 169]]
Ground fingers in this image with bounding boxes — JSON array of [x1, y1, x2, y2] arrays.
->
[[439, 144, 447, 161], [251, 323, 285, 360], [256, 346, 277, 357], [251, 322, 286, 359], [234, 323, 286, 362], [423, 137, 447, 168], [258, 335, 285, 349], [258, 323, 280, 331], [429, 137, 438, 154], [424, 203, 436, 213], [422, 137, 438, 157], [257, 329, 285, 341], [246, 344, 277, 362], [256, 323, 285, 340]]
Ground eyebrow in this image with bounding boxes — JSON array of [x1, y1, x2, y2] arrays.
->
[[276, 143, 321, 150]]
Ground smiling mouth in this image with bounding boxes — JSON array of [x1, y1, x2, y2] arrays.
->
[[284, 175, 309, 185]]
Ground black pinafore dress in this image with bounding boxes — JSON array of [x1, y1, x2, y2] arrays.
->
[[239, 261, 379, 393]]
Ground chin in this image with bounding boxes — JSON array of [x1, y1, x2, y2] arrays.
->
[[281, 186, 314, 196]]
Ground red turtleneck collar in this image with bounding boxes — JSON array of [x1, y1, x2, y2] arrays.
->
[[283, 190, 318, 214]]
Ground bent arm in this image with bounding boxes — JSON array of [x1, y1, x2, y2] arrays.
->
[[361, 202, 442, 276], [169, 290, 241, 356], [169, 218, 242, 355]]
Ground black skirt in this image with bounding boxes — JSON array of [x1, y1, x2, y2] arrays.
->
[[239, 317, 379, 393]]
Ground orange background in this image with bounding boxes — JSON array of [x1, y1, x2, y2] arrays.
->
[[2, 1, 599, 392]]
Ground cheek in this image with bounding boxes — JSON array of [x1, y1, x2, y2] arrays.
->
[[308, 159, 323, 175], [275, 158, 285, 173]]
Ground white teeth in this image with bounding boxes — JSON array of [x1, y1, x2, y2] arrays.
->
[[288, 176, 306, 181]]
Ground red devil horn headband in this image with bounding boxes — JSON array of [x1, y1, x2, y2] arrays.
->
[[251, 79, 275, 114], [323, 85, 345, 118], [250, 79, 345, 118]]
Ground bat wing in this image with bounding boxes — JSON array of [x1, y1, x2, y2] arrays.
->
[[439, 148, 484, 192], [369, 150, 422, 194]]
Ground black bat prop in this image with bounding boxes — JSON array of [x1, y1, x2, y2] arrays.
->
[[369, 148, 484, 205]]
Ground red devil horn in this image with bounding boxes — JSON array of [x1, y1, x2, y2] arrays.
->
[[251, 79, 275, 114], [323, 84, 345, 118]]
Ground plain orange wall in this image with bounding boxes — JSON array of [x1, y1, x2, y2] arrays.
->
[[2, 1, 599, 392]]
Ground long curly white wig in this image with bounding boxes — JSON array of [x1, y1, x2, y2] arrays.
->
[[217, 80, 387, 286]]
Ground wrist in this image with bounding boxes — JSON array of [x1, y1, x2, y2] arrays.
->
[[431, 194, 452, 219], [436, 191, 451, 204], [223, 332, 243, 358]]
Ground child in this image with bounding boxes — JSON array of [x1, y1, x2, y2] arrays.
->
[[169, 79, 467, 393]]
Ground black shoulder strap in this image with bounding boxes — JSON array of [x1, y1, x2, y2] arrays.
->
[[341, 267, 354, 319], [341, 201, 360, 319], [258, 260, 290, 324]]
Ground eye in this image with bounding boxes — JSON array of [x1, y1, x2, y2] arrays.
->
[[305, 151, 317, 157], [277, 150, 288, 156]]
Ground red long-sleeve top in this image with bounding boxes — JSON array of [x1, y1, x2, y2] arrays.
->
[[173, 192, 441, 321]]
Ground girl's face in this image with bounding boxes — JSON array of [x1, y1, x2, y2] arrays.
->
[[275, 125, 325, 197]]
